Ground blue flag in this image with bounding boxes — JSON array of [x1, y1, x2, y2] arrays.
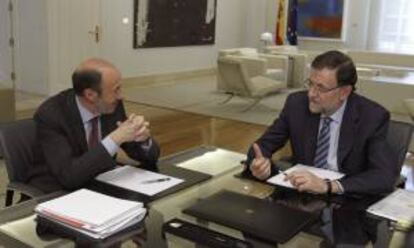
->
[[287, 0, 298, 45]]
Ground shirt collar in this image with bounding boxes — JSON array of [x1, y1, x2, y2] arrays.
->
[[75, 96, 99, 124], [323, 99, 348, 125]]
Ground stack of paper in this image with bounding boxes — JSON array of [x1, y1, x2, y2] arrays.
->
[[35, 189, 146, 239], [367, 189, 414, 226], [176, 148, 244, 176], [96, 165, 184, 196], [267, 164, 345, 189]]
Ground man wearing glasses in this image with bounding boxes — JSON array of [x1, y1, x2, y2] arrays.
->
[[244, 50, 398, 195]]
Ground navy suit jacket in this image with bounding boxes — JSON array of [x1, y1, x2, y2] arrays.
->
[[29, 89, 160, 193], [245, 91, 398, 195]]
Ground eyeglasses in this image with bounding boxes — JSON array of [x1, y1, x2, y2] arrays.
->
[[303, 79, 342, 94]]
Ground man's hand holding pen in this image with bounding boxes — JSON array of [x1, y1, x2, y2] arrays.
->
[[250, 144, 331, 194]]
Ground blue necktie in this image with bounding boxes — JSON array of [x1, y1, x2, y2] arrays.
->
[[314, 117, 332, 169]]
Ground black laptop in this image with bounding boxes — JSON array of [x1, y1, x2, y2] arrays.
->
[[183, 190, 318, 244]]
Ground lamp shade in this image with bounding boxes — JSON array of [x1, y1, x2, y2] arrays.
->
[[260, 32, 273, 42]]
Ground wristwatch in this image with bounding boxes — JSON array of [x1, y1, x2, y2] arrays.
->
[[324, 179, 332, 196]]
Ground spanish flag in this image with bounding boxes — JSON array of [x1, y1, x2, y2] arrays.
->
[[275, 0, 287, 45]]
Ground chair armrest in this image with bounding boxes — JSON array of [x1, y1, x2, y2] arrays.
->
[[259, 54, 289, 70], [7, 182, 44, 197], [248, 76, 286, 97]]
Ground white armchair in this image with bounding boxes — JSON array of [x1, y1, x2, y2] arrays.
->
[[217, 50, 290, 92], [258, 54, 290, 83], [217, 55, 287, 111], [217, 48, 258, 92]]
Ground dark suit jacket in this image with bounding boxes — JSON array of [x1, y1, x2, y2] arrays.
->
[[29, 89, 160, 193], [245, 91, 398, 195]]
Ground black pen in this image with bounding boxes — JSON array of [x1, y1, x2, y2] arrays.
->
[[141, 177, 171, 184], [279, 169, 288, 177]]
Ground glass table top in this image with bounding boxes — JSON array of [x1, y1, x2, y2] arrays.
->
[[0, 146, 409, 248]]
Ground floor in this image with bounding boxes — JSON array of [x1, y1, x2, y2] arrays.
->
[[122, 74, 294, 126]]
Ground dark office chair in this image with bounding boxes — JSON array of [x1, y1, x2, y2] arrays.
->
[[403, 225, 414, 248], [387, 120, 413, 188], [0, 119, 44, 207]]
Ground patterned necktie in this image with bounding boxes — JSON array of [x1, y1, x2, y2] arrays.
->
[[314, 117, 332, 169], [88, 116, 99, 149]]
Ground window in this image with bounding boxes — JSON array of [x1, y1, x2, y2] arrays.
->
[[372, 0, 414, 54]]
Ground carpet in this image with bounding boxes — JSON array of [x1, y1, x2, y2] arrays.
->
[[123, 76, 300, 126]]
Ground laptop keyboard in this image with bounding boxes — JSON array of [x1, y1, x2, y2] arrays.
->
[[163, 218, 253, 248]]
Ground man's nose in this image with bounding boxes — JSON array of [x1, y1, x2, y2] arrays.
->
[[308, 87, 317, 98]]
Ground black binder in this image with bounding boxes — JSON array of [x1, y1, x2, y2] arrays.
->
[[36, 215, 145, 247]]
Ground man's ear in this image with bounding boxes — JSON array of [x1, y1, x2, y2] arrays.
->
[[83, 88, 99, 102], [340, 85, 352, 101]]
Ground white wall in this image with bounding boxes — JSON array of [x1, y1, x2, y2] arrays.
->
[[11, 0, 379, 94], [100, 0, 248, 78], [0, 0, 12, 85], [244, 0, 268, 49], [244, 0, 373, 51], [14, 0, 48, 94]]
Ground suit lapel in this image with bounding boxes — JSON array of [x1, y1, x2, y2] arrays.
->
[[337, 94, 359, 168], [66, 91, 88, 152]]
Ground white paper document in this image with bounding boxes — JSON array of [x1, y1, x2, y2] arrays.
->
[[96, 165, 184, 196], [176, 148, 244, 176], [267, 164, 345, 189], [35, 189, 146, 239], [367, 189, 414, 225]]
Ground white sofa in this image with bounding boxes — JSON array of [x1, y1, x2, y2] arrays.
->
[[357, 79, 413, 120], [348, 50, 414, 79], [348, 50, 414, 68]]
